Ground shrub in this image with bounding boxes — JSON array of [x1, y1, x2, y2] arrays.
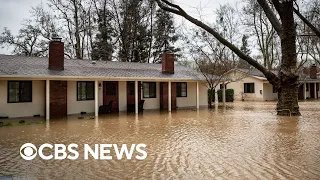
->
[[217, 89, 234, 102], [0, 122, 13, 127], [19, 120, 25, 124], [207, 89, 215, 103], [86, 116, 95, 120], [5, 122, 13, 126]]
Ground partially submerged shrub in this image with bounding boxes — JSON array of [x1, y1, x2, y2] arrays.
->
[[86, 116, 95, 120], [5, 122, 13, 126], [217, 89, 234, 102]]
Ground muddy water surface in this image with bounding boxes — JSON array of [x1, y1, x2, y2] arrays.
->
[[0, 101, 319, 179]]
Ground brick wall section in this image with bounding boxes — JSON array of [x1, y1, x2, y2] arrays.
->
[[50, 81, 67, 118], [160, 82, 176, 110], [310, 64, 317, 79], [49, 40, 64, 70], [162, 53, 174, 74]]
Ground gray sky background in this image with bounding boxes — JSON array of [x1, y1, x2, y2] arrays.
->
[[0, 0, 239, 55]]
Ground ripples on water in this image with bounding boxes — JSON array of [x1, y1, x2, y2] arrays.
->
[[0, 101, 319, 179]]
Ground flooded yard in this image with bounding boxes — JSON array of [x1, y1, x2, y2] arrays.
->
[[0, 101, 319, 179]]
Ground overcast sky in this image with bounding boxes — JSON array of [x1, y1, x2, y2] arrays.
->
[[0, 0, 238, 55]]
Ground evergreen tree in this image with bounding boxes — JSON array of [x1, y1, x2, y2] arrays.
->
[[152, 8, 180, 63], [91, 7, 114, 61], [118, 0, 150, 63], [238, 35, 251, 69]]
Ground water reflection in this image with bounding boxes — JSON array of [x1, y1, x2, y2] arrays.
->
[[0, 101, 319, 179]]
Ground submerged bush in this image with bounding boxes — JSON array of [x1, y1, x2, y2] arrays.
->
[[207, 89, 215, 105], [86, 116, 95, 120], [217, 89, 234, 102], [4, 122, 13, 127]]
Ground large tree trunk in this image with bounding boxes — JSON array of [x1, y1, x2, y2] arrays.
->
[[276, 1, 300, 116], [155, 0, 305, 116], [73, 0, 82, 59]]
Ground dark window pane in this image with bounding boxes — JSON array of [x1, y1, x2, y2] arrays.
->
[[143, 82, 156, 98], [181, 83, 187, 97], [8, 81, 32, 103], [150, 83, 156, 98], [77, 81, 95, 101], [177, 82, 187, 97], [8, 82, 19, 102], [20, 81, 32, 102], [244, 83, 254, 93], [143, 83, 150, 98], [86, 82, 94, 100]]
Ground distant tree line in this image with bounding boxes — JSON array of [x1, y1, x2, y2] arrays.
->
[[0, 0, 180, 63]]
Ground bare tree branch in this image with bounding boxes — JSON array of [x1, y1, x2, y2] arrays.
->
[[256, 0, 282, 36], [155, 0, 278, 84], [293, 7, 320, 38]]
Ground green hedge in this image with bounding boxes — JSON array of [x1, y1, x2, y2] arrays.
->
[[207, 89, 215, 103], [217, 89, 234, 102]]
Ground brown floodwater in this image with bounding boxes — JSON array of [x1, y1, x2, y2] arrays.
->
[[0, 101, 319, 179]]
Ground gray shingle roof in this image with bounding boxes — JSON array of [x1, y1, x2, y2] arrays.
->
[[236, 68, 320, 81], [236, 68, 278, 78], [0, 55, 205, 81]]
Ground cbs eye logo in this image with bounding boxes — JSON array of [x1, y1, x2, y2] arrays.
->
[[20, 143, 37, 160]]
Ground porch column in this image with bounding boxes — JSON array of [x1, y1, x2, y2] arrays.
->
[[168, 81, 171, 112], [46, 80, 50, 120], [135, 80, 138, 114], [314, 83, 317, 99], [222, 82, 226, 104], [196, 81, 199, 109], [303, 82, 306, 100], [95, 80, 99, 116]]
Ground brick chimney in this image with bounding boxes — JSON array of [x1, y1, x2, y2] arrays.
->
[[310, 64, 317, 79], [162, 50, 174, 74], [49, 37, 64, 70]]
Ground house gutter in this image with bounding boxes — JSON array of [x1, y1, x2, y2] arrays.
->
[[0, 75, 207, 82]]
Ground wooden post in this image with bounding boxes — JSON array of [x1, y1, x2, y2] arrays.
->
[[222, 82, 226, 104], [196, 81, 199, 109], [135, 81, 138, 114], [303, 82, 307, 100], [168, 81, 171, 112], [314, 82, 317, 99], [95, 80, 99, 116], [46, 80, 50, 120]]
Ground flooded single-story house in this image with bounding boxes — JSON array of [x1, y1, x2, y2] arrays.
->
[[0, 38, 208, 119], [220, 67, 320, 101]]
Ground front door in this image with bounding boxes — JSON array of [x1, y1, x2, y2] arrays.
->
[[310, 83, 315, 99], [298, 84, 304, 100], [127, 81, 141, 105], [50, 81, 67, 118], [103, 81, 119, 112]]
